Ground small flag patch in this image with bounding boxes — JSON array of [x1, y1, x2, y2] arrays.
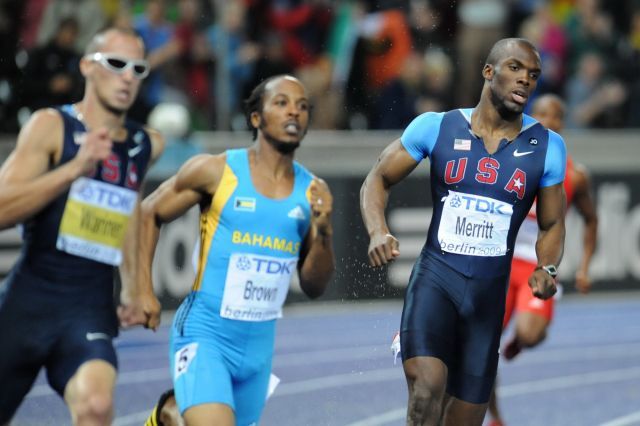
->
[[454, 138, 471, 151], [234, 197, 256, 212]]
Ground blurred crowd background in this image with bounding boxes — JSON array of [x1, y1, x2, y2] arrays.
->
[[0, 0, 639, 136]]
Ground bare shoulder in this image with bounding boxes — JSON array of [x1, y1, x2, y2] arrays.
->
[[0, 109, 64, 181], [175, 152, 227, 194], [143, 126, 166, 162], [17, 108, 63, 151]]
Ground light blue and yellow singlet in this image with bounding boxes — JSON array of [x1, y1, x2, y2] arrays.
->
[[170, 148, 315, 423]]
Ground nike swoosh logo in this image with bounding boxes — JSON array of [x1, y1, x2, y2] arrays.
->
[[513, 150, 534, 157], [128, 145, 143, 157], [86, 332, 110, 341]]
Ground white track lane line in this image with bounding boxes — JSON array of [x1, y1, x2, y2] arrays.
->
[[599, 410, 640, 426], [345, 366, 640, 426]]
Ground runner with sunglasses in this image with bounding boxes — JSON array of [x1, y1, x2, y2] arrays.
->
[[0, 27, 164, 425], [84, 52, 151, 79]]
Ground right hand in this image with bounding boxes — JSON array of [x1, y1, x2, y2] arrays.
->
[[367, 232, 400, 267], [528, 268, 557, 300], [309, 178, 333, 236], [74, 127, 113, 176], [118, 289, 162, 331]]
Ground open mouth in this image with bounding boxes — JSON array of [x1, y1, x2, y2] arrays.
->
[[284, 122, 300, 134], [511, 89, 528, 105]]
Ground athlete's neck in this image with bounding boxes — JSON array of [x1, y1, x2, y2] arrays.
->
[[250, 142, 295, 181], [471, 96, 523, 142], [75, 99, 127, 138]]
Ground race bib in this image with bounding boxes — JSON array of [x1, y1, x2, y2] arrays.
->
[[220, 253, 297, 322], [57, 177, 137, 265], [437, 190, 513, 257]]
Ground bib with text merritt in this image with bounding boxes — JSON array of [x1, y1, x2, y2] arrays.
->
[[438, 190, 513, 257], [221, 253, 297, 322], [57, 177, 137, 265]]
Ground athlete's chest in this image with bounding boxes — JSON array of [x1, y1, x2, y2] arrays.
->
[[222, 182, 311, 239], [431, 132, 546, 202], [67, 130, 148, 191]]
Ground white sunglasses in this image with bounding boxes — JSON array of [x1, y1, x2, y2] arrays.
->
[[85, 52, 150, 79]]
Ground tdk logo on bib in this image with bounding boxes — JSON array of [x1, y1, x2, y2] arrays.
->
[[72, 179, 136, 212], [235, 255, 252, 271], [449, 193, 511, 216], [235, 254, 296, 275], [254, 258, 296, 275]]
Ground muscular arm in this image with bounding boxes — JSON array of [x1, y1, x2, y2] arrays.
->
[[571, 165, 598, 293], [298, 178, 335, 299], [360, 138, 419, 266], [134, 154, 225, 329], [119, 130, 167, 324], [530, 183, 566, 299], [120, 197, 143, 303], [0, 109, 111, 229]]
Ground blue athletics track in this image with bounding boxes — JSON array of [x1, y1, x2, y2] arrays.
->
[[13, 292, 640, 426]]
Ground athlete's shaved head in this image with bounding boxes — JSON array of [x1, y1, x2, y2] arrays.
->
[[480, 37, 542, 118], [485, 38, 539, 66], [82, 27, 147, 115], [85, 27, 144, 55]]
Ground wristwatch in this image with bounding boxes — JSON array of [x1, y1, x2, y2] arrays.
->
[[536, 264, 558, 278]]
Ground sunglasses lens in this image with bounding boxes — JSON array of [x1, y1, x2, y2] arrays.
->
[[133, 64, 148, 76], [105, 57, 127, 70], [92, 54, 149, 79]]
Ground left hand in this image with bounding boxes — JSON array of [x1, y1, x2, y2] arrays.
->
[[309, 178, 333, 236], [118, 290, 161, 331], [528, 268, 557, 300]]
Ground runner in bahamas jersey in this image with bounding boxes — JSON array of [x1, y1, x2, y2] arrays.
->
[[140, 75, 335, 426], [361, 38, 567, 425], [0, 28, 164, 426]]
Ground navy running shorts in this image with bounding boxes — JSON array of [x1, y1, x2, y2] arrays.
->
[[400, 252, 509, 404]]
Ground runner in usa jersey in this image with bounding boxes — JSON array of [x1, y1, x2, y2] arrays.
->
[[401, 107, 565, 277], [488, 94, 598, 426], [362, 38, 567, 425], [0, 28, 164, 426]]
